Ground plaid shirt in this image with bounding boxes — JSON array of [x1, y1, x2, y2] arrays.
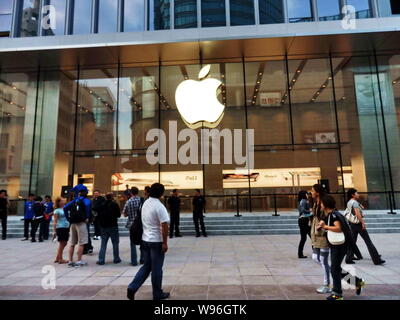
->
[[123, 196, 141, 229]]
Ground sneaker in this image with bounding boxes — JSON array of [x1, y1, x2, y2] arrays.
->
[[75, 261, 88, 267], [326, 294, 343, 301], [130, 262, 138, 266], [127, 288, 135, 300], [298, 255, 308, 259], [21, 238, 29, 241], [175, 234, 183, 238], [67, 261, 75, 268], [96, 261, 105, 265], [154, 292, 170, 301], [374, 259, 386, 265], [113, 259, 122, 264], [87, 249, 93, 254], [31, 239, 36, 243], [93, 236, 100, 240], [356, 278, 365, 296], [316, 286, 332, 294]]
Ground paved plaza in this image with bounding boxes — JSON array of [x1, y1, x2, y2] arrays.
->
[[0, 234, 399, 300]]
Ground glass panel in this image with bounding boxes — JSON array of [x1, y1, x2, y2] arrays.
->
[[148, 0, 170, 30], [98, 0, 118, 33], [317, 0, 341, 21], [174, 0, 197, 29], [259, 0, 285, 24], [75, 68, 118, 152], [346, 0, 372, 18], [201, 0, 226, 27], [72, 0, 92, 34], [334, 56, 391, 209], [19, 0, 40, 37], [124, 0, 145, 31], [287, 0, 313, 23], [230, 0, 255, 26], [0, 71, 38, 202], [0, 0, 13, 33], [377, 0, 400, 16], [43, 0, 66, 36]]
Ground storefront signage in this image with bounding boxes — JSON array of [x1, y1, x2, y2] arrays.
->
[[260, 92, 282, 107]]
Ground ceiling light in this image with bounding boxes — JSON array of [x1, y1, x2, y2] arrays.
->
[[393, 81, 397, 85], [297, 70, 301, 73], [12, 86, 17, 90]]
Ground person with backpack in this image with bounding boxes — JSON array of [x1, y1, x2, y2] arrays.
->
[[0, 190, 9, 240], [123, 187, 144, 266], [42, 195, 54, 240], [127, 183, 170, 301], [22, 193, 35, 241], [297, 190, 311, 258], [92, 190, 105, 240], [31, 196, 45, 242], [168, 189, 182, 238], [318, 195, 365, 300], [344, 188, 385, 265], [64, 187, 91, 267]]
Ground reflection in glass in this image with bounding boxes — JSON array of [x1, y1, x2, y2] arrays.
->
[[0, 0, 13, 33], [377, 0, 400, 16], [201, 0, 226, 27], [72, 0, 92, 34], [230, 0, 255, 26], [346, 0, 372, 18], [174, 0, 197, 29], [148, 0, 170, 30], [124, 0, 145, 31], [19, 0, 40, 37], [98, 0, 118, 33], [43, 0, 66, 36], [259, 0, 285, 24], [287, 0, 313, 23], [317, 0, 341, 21]]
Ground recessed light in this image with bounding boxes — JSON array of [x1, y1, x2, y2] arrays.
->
[[297, 70, 301, 73]]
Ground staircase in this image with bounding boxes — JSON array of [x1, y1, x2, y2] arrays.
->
[[4, 213, 400, 238]]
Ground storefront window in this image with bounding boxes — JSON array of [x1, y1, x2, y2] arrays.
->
[[259, 0, 285, 24], [124, 0, 145, 31], [317, 0, 341, 21], [19, 0, 40, 37], [230, 0, 255, 26], [72, 0, 92, 34], [148, 0, 170, 30], [98, 0, 118, 33], [346, 0, 372, 19], [0, 0, 13, 34], [174, 0, 197, 29], [201, 0, 226, 27], [42, 0, 67, 36], [377, 0, 400, 16], [287, 0, 313, 23]]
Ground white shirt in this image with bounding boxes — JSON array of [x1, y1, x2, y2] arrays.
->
[[141, 197, 170, 242]]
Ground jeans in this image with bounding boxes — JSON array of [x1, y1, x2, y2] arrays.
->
[[169, 211, 181, 237], [129, 236, 144, 265], [93, 218, 101, 237], [193, 210, 206, 236], [24, 218, 32, 239], [0, 215, 7, 239], [98, 226, 121, 263], [31, 218, 45, 241], [298, 217, 310, 257], [346, 223, 381, 264], [128, 241, 165, 300], [312, 248, 330, 286]]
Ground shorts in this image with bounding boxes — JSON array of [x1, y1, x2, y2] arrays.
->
[[69, 222, 88, 246], [56, 228, 69, 242]]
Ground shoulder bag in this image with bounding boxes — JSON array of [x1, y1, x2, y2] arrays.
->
[[327, 214, 345, 245]]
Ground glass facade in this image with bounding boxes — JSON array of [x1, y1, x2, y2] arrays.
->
[[346, 0, 372, 18], [19, 0, 40, 37], [230, 0, 255, 26], [148, 0, 170, 30], [0, 0, 13, 34], [98, 0, 118, 33], [174, 0, 197, 29], [124, 0, 146, 31], [287, 0, 313, 22], [2, 53, 400, 214], [259, 0, 285, 24], [317, 0, 341, 21], [377, 0, 400, 16], [72, 0, 92, 34], [42, 0, 67, 36], [201, 0, 226, 27]]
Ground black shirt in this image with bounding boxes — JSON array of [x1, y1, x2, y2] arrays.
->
[[167, 196, 181, 213], [98, 200, 121, 228], [193, 195, 206, 213], [0, 198, 7, 217]]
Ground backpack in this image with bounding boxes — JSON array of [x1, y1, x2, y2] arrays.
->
[[130, 199, 144, 245], [69, 198, 87, 223]]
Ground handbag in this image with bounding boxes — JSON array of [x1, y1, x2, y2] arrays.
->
[[327, 214, 345, 245], [344, 201, 360, 224]]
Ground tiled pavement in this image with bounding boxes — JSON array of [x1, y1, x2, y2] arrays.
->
[[0, 234, 399, 300]]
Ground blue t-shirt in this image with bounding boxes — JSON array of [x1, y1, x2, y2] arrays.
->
[[54, 208, 70, 229], [24, 201, 35, 219], [43, 201, 54, 221]]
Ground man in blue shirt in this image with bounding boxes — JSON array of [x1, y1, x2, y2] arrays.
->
[[22, 193, 35, 241], [64, 186, 92, 267], [42, 195, 54, 241]]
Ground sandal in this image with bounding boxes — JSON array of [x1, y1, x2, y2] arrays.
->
[[58, 260, 68, 264], [54, 260, 60, 263]]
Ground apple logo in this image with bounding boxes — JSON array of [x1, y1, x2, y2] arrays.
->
[[175, 64, 225, 129]]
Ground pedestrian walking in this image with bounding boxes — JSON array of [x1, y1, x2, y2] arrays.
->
[[96, 193, 122, 265], [127, 183, 170, 301], [22, 194, 35, 241], [31, 196, 45, 242], [192, 189, 207, 237], [297, 190, 311, 258], [53, 197, 70, 264], [167, 189, 182, 238], [344, 188, 385, 265], [0, 190, 9, 240]]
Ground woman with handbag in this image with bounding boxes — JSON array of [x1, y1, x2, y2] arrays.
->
[[344, 188, 385, 265], [310, 184, 331, 294], [318, 195, 365, 300]]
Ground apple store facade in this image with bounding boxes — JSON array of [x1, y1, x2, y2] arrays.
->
[[1, 1, 400, 215]]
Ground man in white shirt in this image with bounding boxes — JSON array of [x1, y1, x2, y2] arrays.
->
[[127, 183, 170, 301]]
